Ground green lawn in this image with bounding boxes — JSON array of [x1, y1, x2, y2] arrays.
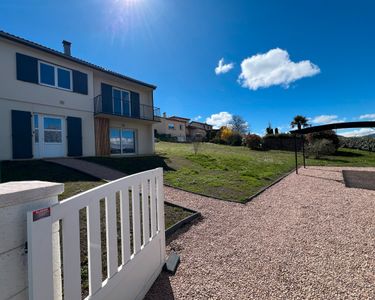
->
[[307, 148, 375, 167], [84, 142, 375, 203], [84, 142, 302, 202]]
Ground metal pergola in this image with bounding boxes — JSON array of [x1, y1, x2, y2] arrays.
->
[[290, 121, 375, 174]]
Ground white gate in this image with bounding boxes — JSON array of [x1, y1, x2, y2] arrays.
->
[[27, 168, 165, 300]]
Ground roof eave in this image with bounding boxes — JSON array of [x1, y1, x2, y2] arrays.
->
[[0, 31, 157, 90]]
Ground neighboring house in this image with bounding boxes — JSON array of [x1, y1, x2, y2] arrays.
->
[[153, 113, 190, 142], [0, 31, 160, 160], [186, 121, 213, 140]]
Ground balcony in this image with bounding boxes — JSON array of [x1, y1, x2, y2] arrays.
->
[[94, 95, 160, 122]]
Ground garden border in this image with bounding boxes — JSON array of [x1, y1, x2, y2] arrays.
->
[[164, 200, 201, 238]]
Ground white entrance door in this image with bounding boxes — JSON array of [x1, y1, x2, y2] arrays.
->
[[33, 114, 65, 158]]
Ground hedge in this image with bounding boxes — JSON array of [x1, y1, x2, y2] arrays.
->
[[339, 137, 375, 152]]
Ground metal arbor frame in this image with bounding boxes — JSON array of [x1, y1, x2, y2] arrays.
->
[[290, 121, 375, 174]]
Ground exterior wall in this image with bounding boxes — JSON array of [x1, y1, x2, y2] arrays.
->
[[109, 118, 154, 155], [187, 127, 207, 140], [0, 38, 96, 160], [0, 36, 156, 160], [0, 99, 95, 160], [0, 38, 94, 112], [153, 117, 187, 141], [93, 71, 154, 108]]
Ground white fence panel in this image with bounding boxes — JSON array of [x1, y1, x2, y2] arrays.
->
[[27, 168, 165, 300]]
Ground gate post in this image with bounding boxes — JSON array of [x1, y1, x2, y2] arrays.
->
[[0, 181, 64, 300]]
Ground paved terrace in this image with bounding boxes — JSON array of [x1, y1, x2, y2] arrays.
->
[[146, 167, 375, 299]]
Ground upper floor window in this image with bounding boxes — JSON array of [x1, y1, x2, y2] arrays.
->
[[168, 123, 175, 130], [38, 61, 72, 91], [180, 124, 183, 130]]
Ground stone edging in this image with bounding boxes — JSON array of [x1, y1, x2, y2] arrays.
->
[[164, 200, 201, 239]]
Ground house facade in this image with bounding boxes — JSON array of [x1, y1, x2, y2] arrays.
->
[[153, 113, 190, 142], [186, 121, 213, 140], [0, 31, 159, 160]]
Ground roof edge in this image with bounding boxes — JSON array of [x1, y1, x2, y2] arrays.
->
[[0, 30, 157, 90]]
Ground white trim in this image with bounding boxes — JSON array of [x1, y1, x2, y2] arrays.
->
[[38, 61, 73, 92]]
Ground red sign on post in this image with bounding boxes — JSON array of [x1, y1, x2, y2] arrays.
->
[[33, 207, 51, 221]]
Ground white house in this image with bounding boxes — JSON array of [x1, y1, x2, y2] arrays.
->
[[0, 31, 160, 160]]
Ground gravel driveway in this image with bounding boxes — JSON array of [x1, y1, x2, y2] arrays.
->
[[145, 167, 375, 300]]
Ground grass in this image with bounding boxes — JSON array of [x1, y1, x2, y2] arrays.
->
[[83, 142, 375, 203], [84, 142, 303, 202], [307, 148, 375, 166]]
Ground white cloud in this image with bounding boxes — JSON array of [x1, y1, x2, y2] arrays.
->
[[359, 113, 375, 120], [339, 128, 375, 137], [215, 58, 234, 75], [311, 115, 344, 124], [238, 48, 320, 90], [193, 115, 202, 121], [206, 112, 233, 129]]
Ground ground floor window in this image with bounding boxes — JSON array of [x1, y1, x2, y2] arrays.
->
[[43, 117, 63, 143], [110, 128, 136, 154]]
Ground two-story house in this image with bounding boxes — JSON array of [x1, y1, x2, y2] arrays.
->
[[0, 31, 159, 160], [186, 121, 213, 140], [153, 113, 190, 142]]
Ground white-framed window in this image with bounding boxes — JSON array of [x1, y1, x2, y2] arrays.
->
[[112, 88, 131, 116], [110, 128, 136, 154], [168, 123, 175, 130], [43, 117, 63, 144], [38, 61, 72, 91]]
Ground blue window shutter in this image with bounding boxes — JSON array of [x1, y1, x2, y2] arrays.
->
[[11, 110, 33, 159], [67, 116, 82, 156], [101, 83, 113, 114], [16, 53, 38, 84], [130, 91, 140, 118], [72, 70, 88, 95]]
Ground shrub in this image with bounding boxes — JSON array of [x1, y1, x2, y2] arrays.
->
[[228, 133, 243, 146], [306, 139, 336, 158], [340, 137, 375, 152], [155, 133, 178, 142], [262, 133, 303, 151], [210, 137, 226, 144], [244, 134, 262, 150], [220, 126, 233, 143], [306, 130, 340, 150]]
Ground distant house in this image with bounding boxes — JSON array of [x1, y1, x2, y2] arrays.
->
[[153, 113, 189, 142], [186, 121, 213, 141], [0, 31, 160, 160]]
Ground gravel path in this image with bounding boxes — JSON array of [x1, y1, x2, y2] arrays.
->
[[146, 167, 375, 300]]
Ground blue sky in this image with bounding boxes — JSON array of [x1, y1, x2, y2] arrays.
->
[[1, 0, 375, 136]]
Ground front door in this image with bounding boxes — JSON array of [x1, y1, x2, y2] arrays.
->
[[33, 114, 65, 158]]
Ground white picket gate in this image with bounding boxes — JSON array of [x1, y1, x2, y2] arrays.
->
[[27, 168, 165, 300]]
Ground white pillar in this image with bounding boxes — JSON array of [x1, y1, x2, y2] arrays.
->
[[0, 181, 64, 300]]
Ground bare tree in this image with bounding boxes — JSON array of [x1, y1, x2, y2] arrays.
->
[[229, 115, 248, 134], [192, 134, 203, 155]]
